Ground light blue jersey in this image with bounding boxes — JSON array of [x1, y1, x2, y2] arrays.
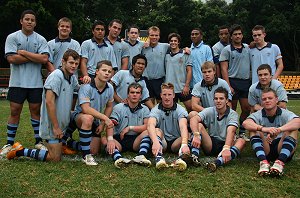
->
[[110, 103, 150, 135], [124, 40, 144, 70], [190, 41, 213, 87], [149, 103, 188, 141], [248, 79, 288, 106], [250, 42, 282, 83], [39, 69, 79, 139], [212, 41, 228, 64], [165, 49, 192, 93], [5, 30, 49, 88], [192, 78, 232, 108], [142, 43, 169, 80], [199, 106, 239, 141], [81, 38, 117, 75]]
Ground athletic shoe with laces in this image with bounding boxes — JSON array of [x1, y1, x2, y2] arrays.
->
[[171, 158, 187, 171], [62, 145, 77, 155], [7, 142, 24, 160], [82, 154, 98, 166], [0, 144, 12, 156], [132, 155, 152, 167], [114, 158, 132, 168], [191, 154, 202, 166], [270, 160, 284, 176], [239, 133, 250, 142], [258, 160, 270, 176], [155, 156, 168, 170], [204, 161, 217, 172], [35, 141, 48, 151]]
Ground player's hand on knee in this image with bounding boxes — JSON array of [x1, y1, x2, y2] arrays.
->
[[192, 136, 201, 148], [107, 139, 116, 155]]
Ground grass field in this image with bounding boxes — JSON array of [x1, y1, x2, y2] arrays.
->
[[0, 100, 299, 197]]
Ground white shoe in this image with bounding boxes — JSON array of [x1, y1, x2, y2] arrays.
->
[[171, 158, 187, 171], [82, 154, 98, 166], [270, 160, 284, 176], [258, 160, 270, 176], [156, 156, 168, 170], [132, 155, 151, 167], [114, 158, 132, 168], [0, 144, 12, 156], [35, 142, 48, 151]]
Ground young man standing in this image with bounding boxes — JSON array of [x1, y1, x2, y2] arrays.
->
[[6, 49, 80, 162], [133, 83, 190, 171], [107, 83, 151, 168], [243, 88, 299, 176], [220, 24, 251, 139], [1, 10, 49, 156], [190, 28, 213, 88], [250, 25, 284, 83], [80, 20, 117, 84], [165, 33, 192, 112], [248, 64, 288, 112], [212, 25, 230, 77], [105, 19, 130, 71], [111, 54, 153, 109], [190, 87, 246, 172]]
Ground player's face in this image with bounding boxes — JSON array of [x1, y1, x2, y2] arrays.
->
[[95, 64, 112, 82], [62, 56, 79, 75], [148, 30, 160, 45], [161, 88, 175, 108], [128, 87, 142, 103], [169, 37, 179, 50], [261, 91, 278, 110], [218, 28, 229, 43], [128, 28, 139, 41], [109, 22, 122, 38], [92, 25, 105, 41], [258, 69, 272, 86], [231, 30, 243, 44], [20, 14, 36, 33], [202, 68, 216, 84], [252, 30, 266, 44], [214, 92, 228, 110], [191, 30, 202, 45], [58, 21, 71, 38], [132, 58, 146, 76]]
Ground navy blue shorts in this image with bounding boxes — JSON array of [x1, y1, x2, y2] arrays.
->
[[146, 77, 164, 100], [229, 78, 251, 99], [7, 87, 43, 104], [114, 134, 137, 152], [267, 138, 294, 162], [203, 136, 225, 156], [174, 92, 192, 102]]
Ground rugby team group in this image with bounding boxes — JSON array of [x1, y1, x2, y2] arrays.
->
[[1, 9, 299, 177]]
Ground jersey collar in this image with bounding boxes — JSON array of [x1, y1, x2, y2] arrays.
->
[[55, 37, 71, 43], [91, 37, 108, 48], [124, 103, 143, 113], [90, 78, 109, 94]]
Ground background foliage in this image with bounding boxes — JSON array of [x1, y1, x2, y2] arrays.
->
[[0, 0, 299, 70]]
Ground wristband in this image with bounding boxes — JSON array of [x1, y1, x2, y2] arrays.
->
[[193, 131, 200, 137], [107, 136, 113, 141], [223, 145, 231, 149], [257, 125, 263, 131], [129, 126, 134, 130], [181, 138, 188, 145]]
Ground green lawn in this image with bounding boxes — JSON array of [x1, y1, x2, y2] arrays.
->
[[0, 100, 299, 198]]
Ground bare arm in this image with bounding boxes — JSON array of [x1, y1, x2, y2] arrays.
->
[[220, 61, 234, 93], [121, 57, 129, 70], [191, 96, 204, 112], [273, 58, 284, 79], [80, 58, 91, 84], [144, 100, 154, 109], [147, 117, 160, 156], [179, 118, 189, 144], [182, 66, 192, 96], [224, 126, 236, 147], [18, 50, 48, 64]]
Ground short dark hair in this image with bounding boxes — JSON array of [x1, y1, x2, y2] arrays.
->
[[128, 25, 140, 33], [109, 19, 122, 27], [132, 54, 147, 67], [257, 64, 272, 74], [230, 24, 242, 36], [21, 10, 36, 20], [92, 20, 105, 31], [96, 60, 112, 70], [62, 49, 80, 61], [218, 25, 229, 31], [214, 87, 229, 99], [191, 28, 203, 35], [262, 87, 278, 97], [127, 82, 143, 94], [168, 33, 181, 43], [252, 25, 265, 33]]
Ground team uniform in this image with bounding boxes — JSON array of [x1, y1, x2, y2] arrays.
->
[[198, 106, 239, 155], [149, 103, 188, 151], [40, 69, 79, 142], [165, 49, 192, 102], [81, 38, 117, 76], [219, 44, 251, 99], [105, 37, 130, 71], [191, 78, 232, 108], [142, 43, 169, 99], [248, 79, 288, 107], [250, 42, 282, 83], [111, 70, 150, 103], [212, 41, 228, 64], [124, 40, 144, 70], [190, 41, 213, 87], [110, 103, 150, 151]]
